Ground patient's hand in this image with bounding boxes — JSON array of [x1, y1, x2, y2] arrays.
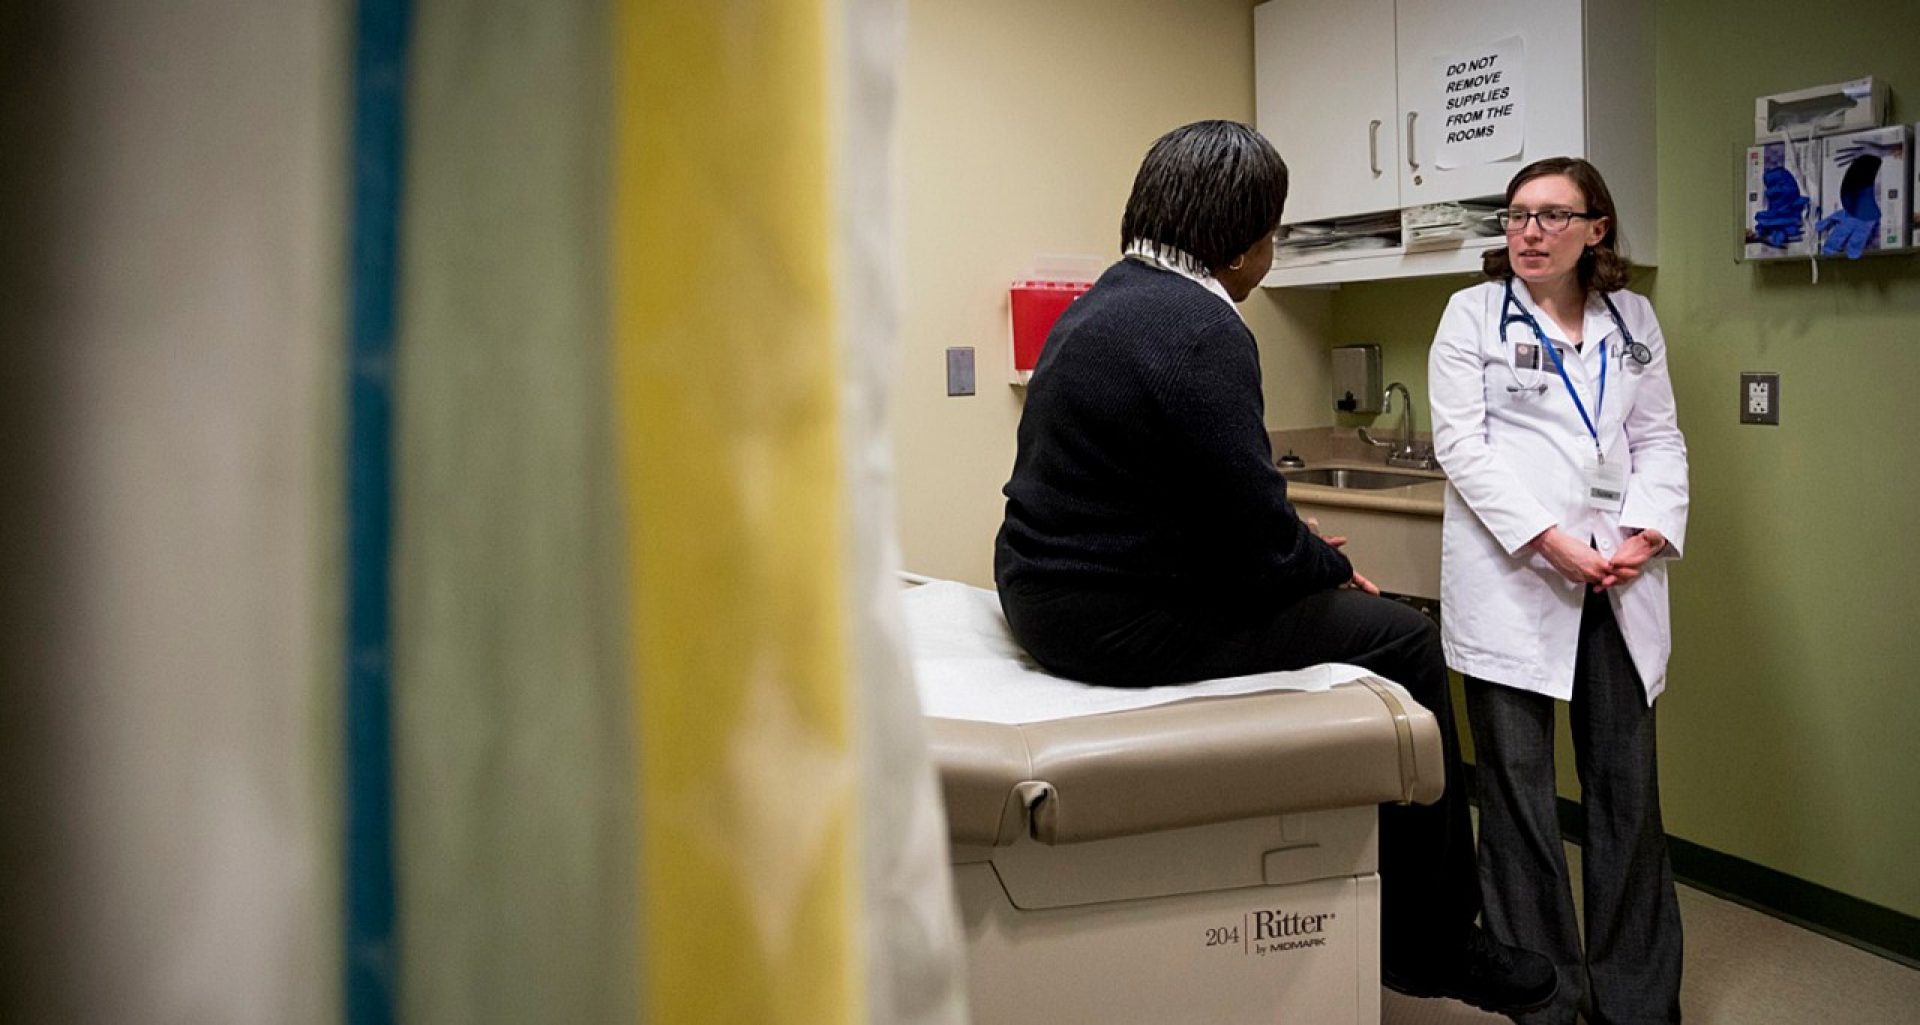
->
[[1306, 516, 1349, 549], [1309, 515, 1372, 592]]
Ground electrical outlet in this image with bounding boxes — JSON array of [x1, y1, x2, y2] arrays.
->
[[1740, 371, 1780, 425], [946, 346, 976, 397]]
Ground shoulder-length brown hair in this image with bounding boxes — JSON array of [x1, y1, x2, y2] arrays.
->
[[1482, 156, 1631, 294]]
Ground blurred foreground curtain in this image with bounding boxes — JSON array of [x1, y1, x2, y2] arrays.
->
[[392, 1, 967, 1023], [0, 2, 342, 1021]]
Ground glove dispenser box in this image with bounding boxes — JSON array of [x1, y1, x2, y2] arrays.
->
[[1815, 125, 1910, 257], [1745, 139, 1821, 259], [1754, 78, 1886, 139]]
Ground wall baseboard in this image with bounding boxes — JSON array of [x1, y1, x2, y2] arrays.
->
[[1459, 764, 1919, 969]]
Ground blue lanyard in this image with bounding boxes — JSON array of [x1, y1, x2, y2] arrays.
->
[[1503, 281, 1607, 461]]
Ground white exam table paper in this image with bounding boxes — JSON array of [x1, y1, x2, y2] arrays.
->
[[901, 579, 1375, 726]]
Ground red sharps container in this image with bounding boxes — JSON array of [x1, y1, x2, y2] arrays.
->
[[1008, 275, 1094, 385]]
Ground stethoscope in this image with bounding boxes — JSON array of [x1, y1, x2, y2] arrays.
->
[[1497, 279, 1651, 396]]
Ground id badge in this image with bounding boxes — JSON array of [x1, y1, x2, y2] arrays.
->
[[1584, 453, 1627, 512]]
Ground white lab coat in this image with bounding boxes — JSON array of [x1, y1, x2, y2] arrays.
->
[[1428, 279, 1689, 704]]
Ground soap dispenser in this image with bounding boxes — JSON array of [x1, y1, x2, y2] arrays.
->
[[1332, 345, 1383, 415]]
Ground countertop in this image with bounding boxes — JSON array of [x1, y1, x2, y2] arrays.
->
[[1282, 463, 1446, 517], [1269, 428, 1446, 517]]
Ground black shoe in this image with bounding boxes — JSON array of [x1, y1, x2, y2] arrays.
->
[[1382, 926, 1558, 1015]]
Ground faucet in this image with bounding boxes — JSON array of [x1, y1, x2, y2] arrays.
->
[[1358, 381, 1438, 470]]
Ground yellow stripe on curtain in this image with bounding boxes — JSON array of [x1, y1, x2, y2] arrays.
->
[[613, 2, 858, 1024]]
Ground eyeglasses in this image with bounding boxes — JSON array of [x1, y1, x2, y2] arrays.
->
[[1498, 208, 1600, 234]]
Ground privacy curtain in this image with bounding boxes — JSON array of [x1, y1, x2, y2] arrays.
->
[[386, 1, 967, 1023]]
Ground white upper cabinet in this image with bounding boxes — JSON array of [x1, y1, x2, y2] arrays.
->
[[1254, 0, 1400, 225], [1394, 0, 1586, 206], [1254, 0, 1655, 283]]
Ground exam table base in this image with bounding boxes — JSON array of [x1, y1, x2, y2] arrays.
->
[[953, 807, 1382, 1025]]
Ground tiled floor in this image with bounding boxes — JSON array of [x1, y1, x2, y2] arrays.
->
[[1382, 844, 1920, 1024]]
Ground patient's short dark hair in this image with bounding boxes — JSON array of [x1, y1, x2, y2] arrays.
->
[[1121, 121, 1289, 269]]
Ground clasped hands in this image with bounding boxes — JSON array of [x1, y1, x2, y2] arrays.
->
[[1309, 518, 1661, 596], [1529, 525, 1665, 592]]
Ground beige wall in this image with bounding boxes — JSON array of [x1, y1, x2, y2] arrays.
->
[[895, 0, 1333, 587]]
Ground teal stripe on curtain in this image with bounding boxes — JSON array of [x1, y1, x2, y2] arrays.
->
[[345, 0, 408, 1021]]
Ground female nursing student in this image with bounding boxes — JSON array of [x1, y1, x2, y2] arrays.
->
[[1427, 157, 1689, 1025], [995, 120, 1556, 1017]]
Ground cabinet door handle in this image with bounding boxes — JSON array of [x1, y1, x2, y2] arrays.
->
[[1369, 118, 1382, 176], [1405, 111, 1419, 172]]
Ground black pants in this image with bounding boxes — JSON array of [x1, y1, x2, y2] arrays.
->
[[998, 577, 1481, 961], [1466, 591, 1683, 1025]]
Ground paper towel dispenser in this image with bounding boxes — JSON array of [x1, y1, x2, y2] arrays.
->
[[1332, 345, 1382, 415]]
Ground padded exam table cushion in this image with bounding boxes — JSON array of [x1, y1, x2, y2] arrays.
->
[[903, 581, 1446, 847]]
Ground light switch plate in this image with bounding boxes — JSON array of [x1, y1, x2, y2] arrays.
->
[[1740, 371, 1780, 425], [946, 346, 976, 396]]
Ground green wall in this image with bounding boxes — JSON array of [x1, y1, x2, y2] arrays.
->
[[1323, 0, 1920, 919]]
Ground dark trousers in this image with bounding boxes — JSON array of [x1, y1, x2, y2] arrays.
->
[[1465, 591, 1683, 1025], [998, 578, 1481, 962]]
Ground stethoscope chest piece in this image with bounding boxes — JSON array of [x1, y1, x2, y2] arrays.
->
[[1500, 281, 1652, 379]]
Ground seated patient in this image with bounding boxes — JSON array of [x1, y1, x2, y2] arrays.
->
[[993, 120, 1556, 1017]]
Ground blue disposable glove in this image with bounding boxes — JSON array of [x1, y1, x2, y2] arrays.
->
[[1816, 153, 1882, 259], [1752, 166, 1809, 248]]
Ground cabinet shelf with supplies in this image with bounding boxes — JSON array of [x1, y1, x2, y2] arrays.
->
[[1262, 235, 1505, 288]]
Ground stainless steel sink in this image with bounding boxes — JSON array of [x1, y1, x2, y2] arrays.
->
[[1281, 467, 1440, 490]]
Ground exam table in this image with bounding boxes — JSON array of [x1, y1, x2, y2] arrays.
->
[[902, 579, 1445, 1025]]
